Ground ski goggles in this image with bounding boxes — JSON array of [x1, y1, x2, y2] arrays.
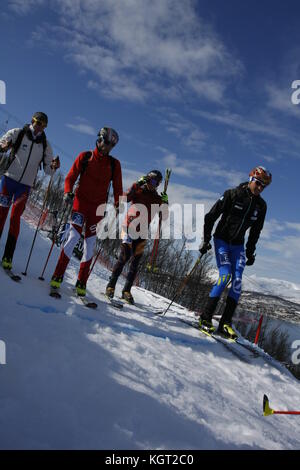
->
[[251, 177, 266, 188], [32, 117, 47, 128], [99, 136, 115, 147], [149, 178, 160, 187]]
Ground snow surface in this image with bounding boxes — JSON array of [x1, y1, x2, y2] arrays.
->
[[1, 218, 300, 450]]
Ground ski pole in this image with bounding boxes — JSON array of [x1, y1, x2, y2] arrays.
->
[[263, 395, 300, 416], [158, 254, 204, 316], [22, 170, 56, 276], [38, 202, 70, 280]]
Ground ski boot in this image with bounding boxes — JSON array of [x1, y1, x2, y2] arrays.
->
[[217, 297, 238, 339], [122, 290, 134, 305], [198, 296, 219, 334], [75, 280, 86, 297], [105, 286, 115, 299], [198, 318, 215, 334], [2, 257, 12, 271], [216, 323, 238, 340], [50, 276, 63, 290]]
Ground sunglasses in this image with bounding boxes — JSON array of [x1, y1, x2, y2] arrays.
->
[[252, 177, 266, 188], [33, 117, 47, 128]]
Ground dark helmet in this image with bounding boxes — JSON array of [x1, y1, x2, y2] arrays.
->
[[249, 166, 272, 186], [32, 112, 48, 126], [147, 170, 163, 187], [97, 127, 119, 147]]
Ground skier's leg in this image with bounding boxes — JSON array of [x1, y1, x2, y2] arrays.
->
[[105, 228, 133, 297], [0, 176, 12, 240], [75, 213, 105, 295], [2, 182, 29, 266], [76, 234, 96, 286], [122, 239, 146, 304], [200, 238, 232, 330], [106, 242, 132, 296], [219, 245, 245, 329], [51, 211, 83, 284]]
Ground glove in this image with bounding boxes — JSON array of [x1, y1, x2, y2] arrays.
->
[[50, 156, 60, 171], [199, 241, 212, 255], [114, 203, 119, 217], [161, 192, 168, 203], [0, 141, 11, 152], [137, 175, 148, 186], [246, 251, 255, 266], [63, 192, 74, 205]]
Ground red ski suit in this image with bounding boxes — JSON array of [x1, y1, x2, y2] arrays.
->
[[53, 147, 123, 284]]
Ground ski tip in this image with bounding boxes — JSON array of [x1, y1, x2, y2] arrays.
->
[[263, 394, 274, 416]]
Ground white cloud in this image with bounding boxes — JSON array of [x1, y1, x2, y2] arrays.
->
[[157, 147, 245, 188], [21, 0, 243, 104], [8, 0, 45, 15], [66, 122, 96, 136], [196, 109, 286, 139]]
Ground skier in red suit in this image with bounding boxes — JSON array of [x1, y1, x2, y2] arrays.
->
[[50, 127, 123, 296], [105, 170, 169, 304]]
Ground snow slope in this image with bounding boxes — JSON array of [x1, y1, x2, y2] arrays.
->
[[0, 219, 300, 450]]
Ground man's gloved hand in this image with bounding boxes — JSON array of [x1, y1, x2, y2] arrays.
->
[[199, 241, 212, 255], [114, 203, 119, 217], [0, 141, 11, 153], [161, 192, 168, 203], [50, 156, 60, 171], [137, 175, 148, 186], [63, 192, 74, 205], [246, 250, 256, 266]]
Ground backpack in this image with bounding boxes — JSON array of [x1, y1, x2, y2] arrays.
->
[[5, 124, 47, 172], [80, 150, 116, 180], [80, 151, 116, 205]]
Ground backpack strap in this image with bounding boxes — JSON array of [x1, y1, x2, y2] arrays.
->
[[39, 131, 47, 170], [80, 151, 93, 176], [5, 127, 26, 172], [109, 155, 116, 181]]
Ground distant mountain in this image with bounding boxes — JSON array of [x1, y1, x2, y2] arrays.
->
[[242, 275, 300, 305]]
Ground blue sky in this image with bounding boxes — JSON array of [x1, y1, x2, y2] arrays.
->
[[1, 0, 300, 284]]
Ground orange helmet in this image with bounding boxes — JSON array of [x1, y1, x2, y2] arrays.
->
[[249, 166, 272, 186]]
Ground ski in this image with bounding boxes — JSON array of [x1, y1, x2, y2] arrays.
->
[[104, 295, 123, 309], [2, 267, 22, 282], [76, 295, 97, 309], [70, 288, 98, 309], [178, 318, 252, 363]]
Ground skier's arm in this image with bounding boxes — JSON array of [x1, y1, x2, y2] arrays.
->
[[112, 159, 123, 208], [246, 203, 267, 256], [203, 190, 231, 242], [64, 153, 84, 194], [0, 128, 21, 151], [42, 139, 55, 175]]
